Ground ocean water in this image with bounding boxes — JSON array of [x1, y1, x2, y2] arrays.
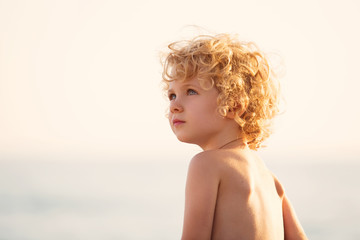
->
[[0, 158, 359, 239]]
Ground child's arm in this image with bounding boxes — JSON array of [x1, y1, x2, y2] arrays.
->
[[181, 152, 220, 240], [283, 194, 308, 240]]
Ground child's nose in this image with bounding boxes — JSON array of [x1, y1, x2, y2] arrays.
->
[[170, 100, 184, 113]]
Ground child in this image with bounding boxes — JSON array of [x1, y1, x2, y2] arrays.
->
[[161, 33, 308, 240]]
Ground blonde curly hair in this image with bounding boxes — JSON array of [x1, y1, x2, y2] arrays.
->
[[161, 33, 281, 150]]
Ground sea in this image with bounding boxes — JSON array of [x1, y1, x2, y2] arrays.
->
[[0, 157, 359, 240]]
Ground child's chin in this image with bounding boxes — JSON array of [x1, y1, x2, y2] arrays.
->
[[176, 135, 195, 144]]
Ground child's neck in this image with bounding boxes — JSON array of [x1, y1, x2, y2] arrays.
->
[[218, 138, 246, 149], [199, 128, 247, 151]]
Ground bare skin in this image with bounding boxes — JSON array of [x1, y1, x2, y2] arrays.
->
[[182, 143, 308, 240]]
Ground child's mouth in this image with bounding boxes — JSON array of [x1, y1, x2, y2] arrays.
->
[[173, 119, 185, 126]]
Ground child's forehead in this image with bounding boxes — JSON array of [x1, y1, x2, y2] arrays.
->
[[168, 78, 201, 90]]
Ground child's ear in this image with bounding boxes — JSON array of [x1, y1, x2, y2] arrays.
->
[[226, 109, 236, 119], [226, 108, 245, 119]]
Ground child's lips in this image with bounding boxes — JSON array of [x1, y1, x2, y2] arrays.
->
[[173, 119, 185, 126]]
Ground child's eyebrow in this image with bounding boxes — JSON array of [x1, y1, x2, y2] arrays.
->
[[168, 83, 199, 93]]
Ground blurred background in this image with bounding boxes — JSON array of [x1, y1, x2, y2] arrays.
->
[[0, 0, 359, 239]]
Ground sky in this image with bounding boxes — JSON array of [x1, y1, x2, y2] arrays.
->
[[0, 0, 359, 162]]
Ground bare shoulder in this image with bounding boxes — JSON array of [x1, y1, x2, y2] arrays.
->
[[190, 149, 249, 176], [186, 151, 222, 187], [191, 150, 220, 163], [269, 173, 308, 240], [190, 149, 231, 171], [270, 172, 285, 198], [181, 151, 223, 239], [193, 149, 258, 193]]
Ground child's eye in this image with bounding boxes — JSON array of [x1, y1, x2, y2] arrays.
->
[[168, 93, 176, 100], [187, 89, 198, 95]]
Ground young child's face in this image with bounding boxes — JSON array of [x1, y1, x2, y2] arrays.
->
[[167, 77, 229, 148]]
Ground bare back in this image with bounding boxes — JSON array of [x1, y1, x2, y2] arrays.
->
[[211, 148, 284, 240]]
